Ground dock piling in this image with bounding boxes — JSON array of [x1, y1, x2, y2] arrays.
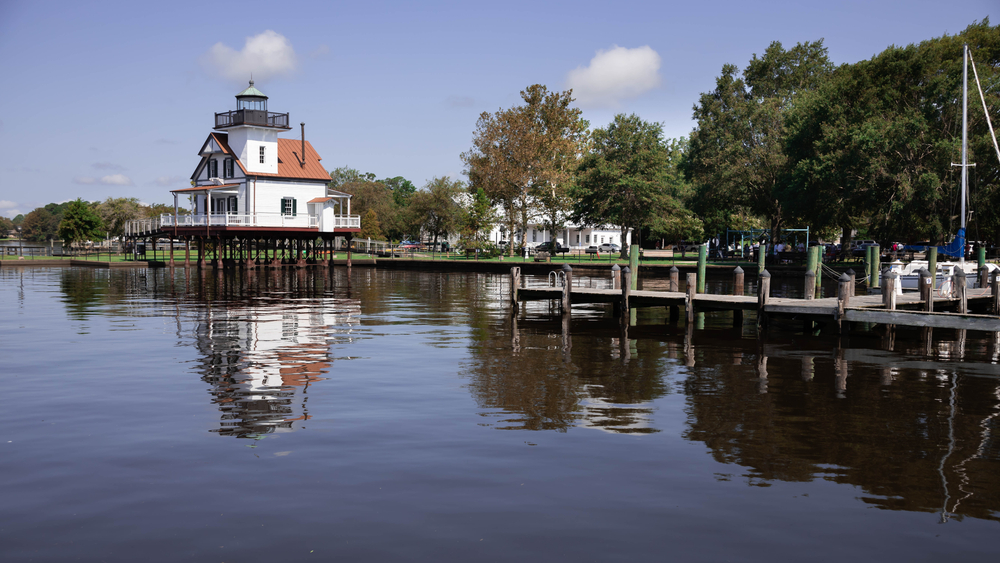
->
[[686, 272, 697, 324], [697, 245, 707, 293], [919, 268, 934, 312], [510, 267, 520, 308], [757, 269, 771, 328], [837, 273, 851, 333], [561, 264, 572, 315], [992, 272, 1000, 315], [733, 266, 744, 328], [612, 264, 621, 290], [883, 272, 898, 311], [955, 269, 967, 314], [872, 245, 881, 289], [620, 267, 632, 322], [804, 269, 816, 300]]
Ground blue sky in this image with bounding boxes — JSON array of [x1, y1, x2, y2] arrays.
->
[[0, 0, 994, 218]]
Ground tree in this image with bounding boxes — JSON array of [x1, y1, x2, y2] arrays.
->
[[685, 41, 832, 245], [462, 84, 586, 256], [381, 176, 417, 208], [58, 199, 104, 247], [0, 216, 13, 236], [21, 208, 57, 241], [339, 179, 402, 239], [459, 187, 498, 251], [358, 209, 385, 241], [408, 177, 464, 248], [571, 114, 680, 258], [97, 197, 143, 238], [329, 166, 376, 191]]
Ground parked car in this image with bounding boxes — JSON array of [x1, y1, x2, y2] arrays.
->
[[585, 245, 599, 254], [598, 243, 620, 253], [535, 241, 569, 254], [399, 240, 424, 249]]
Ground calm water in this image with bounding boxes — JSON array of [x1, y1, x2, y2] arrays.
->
[[1, 266, 999, 562]]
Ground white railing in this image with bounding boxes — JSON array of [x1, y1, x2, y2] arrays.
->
[[125, 217, 161, 236], [330, 215, 361, 229], [161, 213, 316, 229]]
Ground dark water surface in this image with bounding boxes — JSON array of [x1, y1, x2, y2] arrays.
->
[[2, 266, 999, 561]]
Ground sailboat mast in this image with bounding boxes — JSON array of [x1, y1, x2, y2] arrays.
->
[[961, 44, 968, 235]]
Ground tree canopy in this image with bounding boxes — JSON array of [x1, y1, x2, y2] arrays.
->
[[58, 199, 104, 246]]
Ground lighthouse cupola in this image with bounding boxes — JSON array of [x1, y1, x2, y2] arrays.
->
[[216, 80, 287, 174]]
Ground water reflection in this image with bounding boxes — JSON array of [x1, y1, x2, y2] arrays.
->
[[188, 269, 360, 439], [46, 266, 1000, 522]]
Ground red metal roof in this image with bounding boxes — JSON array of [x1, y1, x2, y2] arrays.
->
[[308, 197, 332, 203]]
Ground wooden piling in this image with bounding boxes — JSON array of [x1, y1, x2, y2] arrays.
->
[[697, 245, 707, 293], [837, 273, 851, 333], [611, 264, 621, 290], [979, 265, 989, 290], [919, 268, 934, 312], [871, 245, 881, 289], [629, 245, 639, 290], [928, 247, 938, 291], [733, 266, 745, 327], [757, 269, 771, 328], [621, 267, 631, 322], [561, 264, 572, 315], [992, 272, 1000, 315], [804, 270, 816, 300], [883, 272, 897, 311], [669, 266, 679, 292], [846, 268, 856, 297], [510, 267, 520, 307], [955, 269, 967, 314], [686, 272, 697, 324], [757, 242, 766, 274]]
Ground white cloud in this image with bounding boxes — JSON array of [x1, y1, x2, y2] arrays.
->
[[566, 45, 662, 108], [201, 30, 298, 83], [0, 200, 17, 210], [74, 176, 97, 185], [100, 174, 133, 186]]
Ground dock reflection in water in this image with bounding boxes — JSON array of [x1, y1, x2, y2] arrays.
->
[[3, 266, 1000, 560]]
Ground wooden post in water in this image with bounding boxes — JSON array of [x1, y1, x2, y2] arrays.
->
[[697, 245, 707, 293], [846, 268, 856, 297], [928, 247, 938, 291], [620, 267, 631, 323], [757, 269, 771, 329], [561, 263, 572, 316], [669, 266, 679, 292], [883, 272, 897, 311], [864, 246, 872, 288], [757, 242, 766, 274], [686, 272, 697, 324], [871, 245, 881, 289], [733, 266, 744, 328], [814, 246, 823, 295], [992, 271, 1000, 315], [837, 273, 851, 334], [955, 268, 967, 314], [509, 267, 520, 308], [629, 244, 639, 290], [611, 264, 621, 290], [919, 268, 934, 312], [804, 269, 816, 300], [979, 265, 989, 290], [978, 246, 986, 273], [805, 245, 818, 290]]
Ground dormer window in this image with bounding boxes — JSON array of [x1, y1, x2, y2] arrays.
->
[[259, 146, 265, 164], [209, 159, 218, 178], [224, 158, 234, 178]]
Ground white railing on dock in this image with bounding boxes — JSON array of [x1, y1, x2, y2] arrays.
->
[[125, 217, 161, 236], [156, 213, 360, 230]]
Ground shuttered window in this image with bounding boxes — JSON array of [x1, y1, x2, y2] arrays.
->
[[281, 197, 296, 216]]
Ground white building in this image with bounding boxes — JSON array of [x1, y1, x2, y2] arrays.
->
[[158, 81, 360, 236]]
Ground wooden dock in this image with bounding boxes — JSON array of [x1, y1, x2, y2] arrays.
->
[[510, 265, 1000, 333]]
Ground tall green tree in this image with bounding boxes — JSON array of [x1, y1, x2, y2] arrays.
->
[[459, 187, 498, 251], [381, 176, 417, 208], [408, 177, 464, 248], [97, 197, 142, 238], [686, 40, 832, 244], [58, 199, 104, 247], [462, 84, 586, 256], [571, 114, 680, 258], [21, 208, 57, 241], [358, 209, 385, 241]]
